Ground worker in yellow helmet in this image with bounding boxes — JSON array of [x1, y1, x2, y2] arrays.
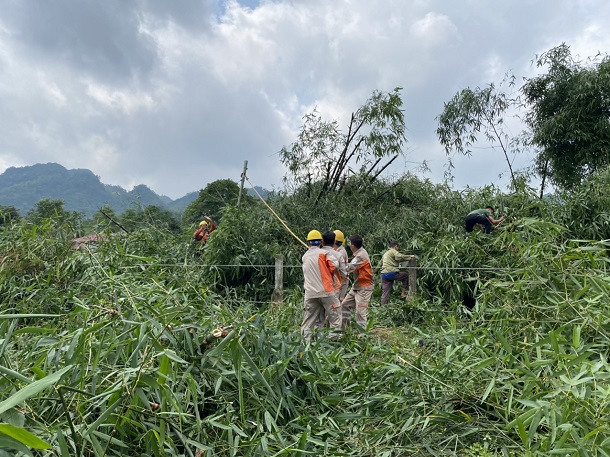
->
[[332, 229, 349, 301], [301, 229, 342, 341], [193, 216, 216, 246]]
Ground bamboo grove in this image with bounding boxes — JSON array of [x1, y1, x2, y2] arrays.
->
[[2, 164, 610, 456]]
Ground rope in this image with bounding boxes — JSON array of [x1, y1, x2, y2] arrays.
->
[[244, 175, 308, 248]]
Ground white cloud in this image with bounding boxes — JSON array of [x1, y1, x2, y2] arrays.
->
[[40, 79, 67, 107], [76, 135, 120, 172], [573, 24, 610, 59], [0, 154, 25, 173], [0, 0, 609, 199], [86, 83, 155, 115], [410, 12, 459, 47]]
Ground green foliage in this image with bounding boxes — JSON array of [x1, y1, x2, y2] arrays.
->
[[554, 165, 610, 240], [120, 204, 181, 234], [183, 179, 248, 227], [439, 44, 610, 196], [0, 206, 20, 225], [436, 76, 518, 188], [469, 233, 610, 454], [0, 219, 88, 315], [5, 168, 610, 455], [26, 198, 81, 225], [90, 204, 124, 233], [200, 202, 303, 299], [9, 71, 610, 455], [522, 44, 610, 190], [280, 88, 406, 201], [199, 175, 517, 298]]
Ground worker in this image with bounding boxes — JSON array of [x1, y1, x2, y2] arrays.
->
[[333, 229, 349, 301], [193, 216, 216, 246], [464, 206, 504, 235], [322, 230, 347, 300], [301, 230, 342, 341], [313, 231, 347, 329], [341, 234, 374, 333], [378, 240, 417, 305]]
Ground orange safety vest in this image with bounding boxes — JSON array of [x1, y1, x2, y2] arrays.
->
[[193, 217, 216, 243]]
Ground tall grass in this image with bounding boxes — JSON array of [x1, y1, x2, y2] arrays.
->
[[3, 179, 610, 455]]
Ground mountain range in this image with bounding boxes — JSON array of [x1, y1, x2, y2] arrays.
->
[[0, 163, 199, 217]]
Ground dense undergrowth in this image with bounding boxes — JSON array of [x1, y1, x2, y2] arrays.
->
[[2, 172, 610, 456]]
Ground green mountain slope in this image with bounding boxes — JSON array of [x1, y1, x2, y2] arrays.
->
[[0, 163, 198, 217]]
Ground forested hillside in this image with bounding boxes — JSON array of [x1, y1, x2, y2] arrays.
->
[[0, 163, 197, 217]]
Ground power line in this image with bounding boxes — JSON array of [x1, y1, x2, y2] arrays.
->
[[112, 263, 521, 271]]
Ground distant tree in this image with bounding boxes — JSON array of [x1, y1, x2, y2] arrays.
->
[[0, 205, 20, 225], [92, 205, 127, 233], [183, 179, 245, 226], [119, 208, 140, 233], [436, 75, 519, 189], [521, 44, 610, 191], [27, 198, 79, 224], [279, 88, 407, 201], [119, 205, 180, 233], [142, 205, 181, 233], [247, 186, 270, 200]]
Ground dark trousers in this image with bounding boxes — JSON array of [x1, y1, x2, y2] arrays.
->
[[465, 214, 492, 234], [381, 272, 409, 305]]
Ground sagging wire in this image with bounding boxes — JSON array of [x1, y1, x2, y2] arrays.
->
[[107, 263, 517, 271]]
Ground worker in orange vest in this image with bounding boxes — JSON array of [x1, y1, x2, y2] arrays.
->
[[193, 216, 216, 246]]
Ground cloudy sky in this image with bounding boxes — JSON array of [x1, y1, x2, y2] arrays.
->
[[1, 0, 609, 199]]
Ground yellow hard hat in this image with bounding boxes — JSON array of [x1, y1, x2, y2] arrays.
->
[[199, 220, 208, 227], [333, 230, 345, 243], [306, 230, 323, 241]]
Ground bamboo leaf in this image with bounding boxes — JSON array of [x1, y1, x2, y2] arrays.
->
[[0, 366, 31, 383], [0, 423, 51, 449], [0, 434, 32, 456], [0, 366, 73, 415], [480, 376, 496, 403], [0, 314, 60, 319], [157, 353, 171, 387]]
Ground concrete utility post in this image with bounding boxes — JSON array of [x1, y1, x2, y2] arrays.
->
[[399, 258, 417, 300], [407, 257, 417, 299], [271, 254, 284, 304], [237, 160, 248, 207]]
